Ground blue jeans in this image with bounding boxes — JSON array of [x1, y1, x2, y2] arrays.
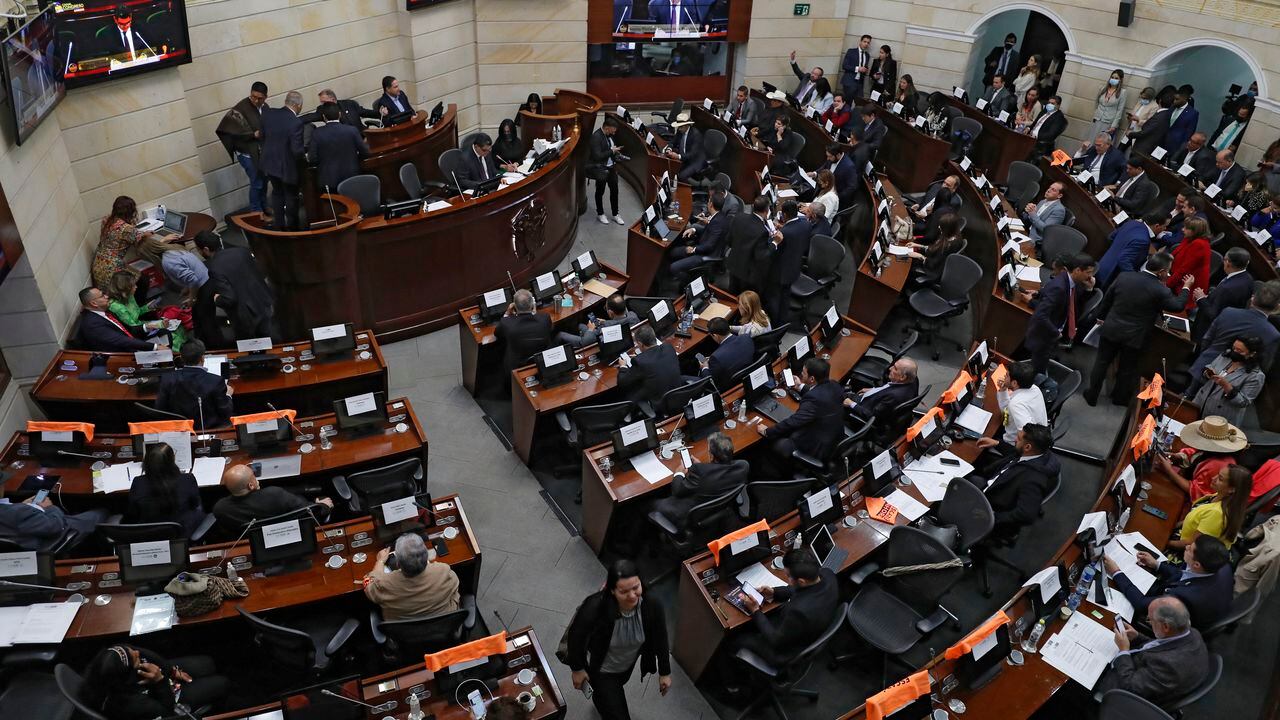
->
[[236, 152, 266, 212]]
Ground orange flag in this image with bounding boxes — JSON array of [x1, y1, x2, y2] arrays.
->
[[944, 610, 1011, 659], [127, 420, 195, 436], [707, 519, 770, 566], [865, 669, 932, 720], [1137, 374, 1164, 409], [865, 496, 899, 525], [1131, 414, 1156, 460], [939, 371, 974, 404], [1050, 149, 1073, 167], [424, 631, 507, 672], [27, 421, 95, 443], [230, 409, 297, 427], [906, 407, 945, 442]]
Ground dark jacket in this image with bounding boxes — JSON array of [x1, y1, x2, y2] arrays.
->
[[702, 333, 754, 391], [1169, 144, 1217, 185], [689, 211, 731, 257], [1026, 271, 1072, 350], [0, 502, 98, 551], [748, 567, 840, 662], [587, 128, 618, 180], [1075, 146, 1126, 186], [1163, 105, 1200, 152], [307, 121, 371, 191], [1190, 306, 1280, 378], [618, 343, 683, 405], [125, 472, 205, 537], [1098, 629, 1209, 706], [495, 312, 554, 371], [215, 97, 266, 165], [1031, 109, 1067, 150], [982, 45, 1020, 88], [156, 366, 234, 430], [457, 146, 501, 190], [672, 127, 705, 176], [196, 247, 274, 345], [860, 118, 886, 154], [848, 378, 919, 424], [764, 379, 844, 460], [980, 86, 1017, 125], [77, 311, 152, 352], [566, 592, 671, 677], [299, 98, 378, 130], [1206, 163, 1246, 202], [1096, 270, 1190, 349], [726, 213, 773, 290], [1128, 107, 1171, 158], [1114, 174, 1158, 215], [973, 452, 1060, 531], [870, 58, 896, 95], [770, 217, 811, 286], [1191, 271, 1254, 343], [1112, 561, 1233, 629], [96, 647, 189, 719], [653, 459, 749, 526], [259, 106, 305, 184], [211, 486, 311, 534], [827, 153, 860, 209], [1097, 220, 1155, 288], [372, 92, 415, 122]]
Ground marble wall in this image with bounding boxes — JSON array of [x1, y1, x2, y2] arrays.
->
[[474, 0, 588, 131]]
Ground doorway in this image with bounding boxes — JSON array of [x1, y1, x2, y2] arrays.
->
[[963, 8, 1070, 99], [1149, 43, 1259, 137]]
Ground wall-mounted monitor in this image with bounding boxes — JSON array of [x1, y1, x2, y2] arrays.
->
[[49, 1, 193, 88], [612, 0, 732, 39], [1, 7, 65, 146]]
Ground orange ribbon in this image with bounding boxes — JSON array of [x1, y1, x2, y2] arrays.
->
[[230, 409, 297, 427], [424, 631, 508, 673], [865, 669, 932, 720], [939, 371, 975, 404], [127, 420, 195, 436], [944, 610, 1011, 659], [26, 421, 94, 443], [707, 519, 770, 566], [1131, 414, 1156, 460], [1050, 149, 1073, 167], [864, 496, 899, 525], [1137, 374, 1164, 409], [905, 407, 945, 442]]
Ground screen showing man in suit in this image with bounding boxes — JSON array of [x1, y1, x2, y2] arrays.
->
[[52, 1, 192, 88], [612, 0, 729, 36]]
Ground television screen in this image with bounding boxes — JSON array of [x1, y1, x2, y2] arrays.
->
[[2, 7, 65, 145], [50, 1, 192, 88], [612, 0, 731, 38]]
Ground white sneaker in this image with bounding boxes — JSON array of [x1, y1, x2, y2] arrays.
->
[[598, 214, 610, 224], [613, 215, 625, 225]]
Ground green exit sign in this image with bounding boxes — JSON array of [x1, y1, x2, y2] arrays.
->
[[794, 3, 810, 16]]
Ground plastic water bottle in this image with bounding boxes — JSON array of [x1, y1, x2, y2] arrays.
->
[[1021, 618, 1047, 654], [1066, 564, 1097, 614], [407, 691, 424, 720], [737, 399, 748, 423]]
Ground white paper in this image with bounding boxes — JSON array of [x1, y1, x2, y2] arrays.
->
[[246, 419, 279, 434], [703, 97, 713, 109], [871, 90, 882, 102], [972, 628, 1000, 660], [1011, 231, 1033, 245], [535, 272, 558, 291], [1105, 543, 1156, 594], [975, 98, 988, 110], [791, 335, 810, 359], [1157, 416, 1186, 438], [192, 457, 227, 488], [1255, 229, 1273, 246], [425, 200, 454, 212], [129, 540, 172, 568], [1001, 239, 1022, 256], [952, 86, 965, 99], [960, 156, 972, 171], [134, 349, 173, 365], [380, 496, 419, 524], [616, 104, 627, 117], [1176, 163, 1194, 178], [824, 305, 839, 327], [152, 431, 192, 472], [905, 450, 973, 479], [729, 532, 760, 555], [997, 110, 1010, 123], [541, 345, 567, 367], [482, 288, 507, 307], [1204, 183, 1221, 199], [12, 603, 79, 645], [1093, 581, 1135, 621], [256, 454, 302, 480], [998, 264, 1014, 283], [312, 324, 347, 341], [619, 419, 649, 447], [600, 323, 624, 344], [1162, 314, 1190, 333], [1040, 613, 1118, 689], [41, 431, 72, 442], [1082, 323, 1103, 348], [0, 607, 26, 647], [735, 562, 788, 589], [885, 489, 930, 520], [997, 216, 1010, 231], [748, 364, 770, 390], [906, 470, 950, 503], [1024, 566, 1063, 605], [777, 189, 799, 199], [956, 405, 994, 435], [202, 355, 227, 376], [870, 449, 893, 479], [651, 300, 670, 321], [891, 102, 904, 114], [1151, 146, 1167, 160], [236, 337, 273, 352], [690, 393, 717, 419], [344, 392, 378, 417], [0, 551, 37, 578], [130, 593, 176, 636], [630, 450, 673, 485], [825, 120, 834, 132], [96, 462, 140, 494], [1113, 210, 1129, 224], [1115, 465, 1137, 495], [1076, 511, 1110, 543], [1075, 170, 1093, 184], [262, 519, 303, 549], [1094, 188, 1112, 203], [806, 489, 835, 518], [975, 174, 989, 190], [887, 244, 912, 256], [1016, 265, 1043, 284]]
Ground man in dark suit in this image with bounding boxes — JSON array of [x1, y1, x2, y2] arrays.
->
[[803, 201, 833, 238], [372, 75, 415, 125], [495, 289, 553, 372], [1127, 100, 1172, 158], [1028, 96, 1067, 158], [0, 486, 109, 553], [1188, 281, 1280, 388], [458, 133, 518, 191], [1104, 534, 1234, 629], [1085, 252, 1194, 405], [307, 102, 371, 192], [558, 294, 639, 348], [156, 340, 234, 431], [1097, 596, 1209, 708], [1191, 247, 1253, 343], [1167, 132, 1217, 185], [1097, 213, 1168, 289], [757, 358, 844, 467], [982, 33, 1019, 90], [652, 432, 748, 527], [763, 200, 808, 325], [301, 88, 379, 130], [1205, 149, 1246, 204], [787, 50, 824, 105], [259, 90, 306, 230], [215, 81, 268, 214], [212, 464, 332, 536], [841, 34, 873, 99], [648, 0, 707, 27], [730, 548, 839, 670], [589, 118, 624, 223], [671, 191, 731, 280], [194, 231, 275, 346], [1110, 158, 1159, 215], [858, 104, 885, 156], [822, 143, 860, 210], [727, 85, 762, 127], [967, 424, 1059, 539], [1162, 91, 1199, 153], [666, 113, 705, 182], [75, 287, 161, 353], [617, 324, 684, 406], [844, 357, 919, 424], [698, 317, 754, 391], [1073, 132, 1126, 186], [980, 74, 1017, 126], [726, 196, 775, 294], [1022, 253, 1097, 373]]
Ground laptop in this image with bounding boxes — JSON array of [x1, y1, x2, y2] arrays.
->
[[651, 217, 681, 241], [153, 211, 188, 239], [808, 524, 848, 571], [753, 395, 794, 424]]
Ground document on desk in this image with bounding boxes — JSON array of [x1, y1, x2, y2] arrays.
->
[[0, 607, 26, 646], [1156, 415, 1186, 438], [630, 451, 673, 485], [777, 189, 799, 199], [735, 562, 789, 590], [955, 404, 993, 436], [904, 470, 950, 503], [130, 593, 177, 636], [884, 489, 930, 520], [1076, 511, 1111, 543], [905, 450, 973, 480], [698, 302, 734, 322], [1104, 541, 1157, 594], [1040, 613, 1118, 689], [1015, 264, 1043, 284], [192, 457, 228, 487], [425, 200, 454, 213], [12, 602, 80, 645], [582, 278, 616, 298], [96, 462, 140, 493], [255, 454, 303, 480], [1022, 566, 1063, 605], [887, 244, 913, 257], [157, 431, 193, 472], [1113, 464, 1137, 495]]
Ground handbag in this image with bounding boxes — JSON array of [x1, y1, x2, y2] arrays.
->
[[891, 213, 914, 243], [165, 571, 249, 618]]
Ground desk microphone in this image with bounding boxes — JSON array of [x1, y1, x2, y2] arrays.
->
[[0, 579, 86, 604], [452, 172, 469, 201], [682, 5, 698, 30], [265, 402, 306, 440], [506, 270, 517, 294], [492, 608, 513, 634], [613, 4, 629, 33], [325, 184, 340, 224], [211, 518, 257, 577], [320, 689, 382, 710]]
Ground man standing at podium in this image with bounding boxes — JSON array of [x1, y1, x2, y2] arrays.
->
[[260, 91, 305, 230], [308, 103, 371, 193]]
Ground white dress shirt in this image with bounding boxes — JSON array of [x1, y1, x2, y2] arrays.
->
[[996, 386, 1048, 444]]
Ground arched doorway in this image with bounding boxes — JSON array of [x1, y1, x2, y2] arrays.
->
[[1149, 41, 1261, 138], [963, 5, 1072, 99]]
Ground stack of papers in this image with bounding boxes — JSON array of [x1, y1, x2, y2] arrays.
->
[[905, 450, 973, 479], [1015, 265, 1043, 284], [906, 470, 950, 503], [95, 462, 141, 494], [192, 457, 228, 487], [629, 451, 673, 485], [1040, 613, 1119, 689], [131, 594, 177, 636], [884, 489, 930, 521], [887, 245, 913, 256], [1104, 541, 1157, 593], [0, 603, 80, 645], [955, 405, 994, 435], [1076, 511, 1111, 543], [735, 562, 788, 589]]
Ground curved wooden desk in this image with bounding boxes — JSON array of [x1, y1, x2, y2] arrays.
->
[[947, 98, 1036, 185], [1038, 158, 1116, 260], [520, 89, 603, 216], [850, 175, 915, 331], [864, 99, 951, 193], [691, 105, 767, 202], [232, 132, 585, 342], [960, 170, 1040, 356]]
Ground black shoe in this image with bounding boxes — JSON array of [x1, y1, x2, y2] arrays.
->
[[1083, 392, 1098, 407]]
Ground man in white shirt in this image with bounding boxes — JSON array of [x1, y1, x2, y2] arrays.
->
[[977, 360, 1047, 454]]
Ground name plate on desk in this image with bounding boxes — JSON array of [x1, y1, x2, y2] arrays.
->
[[134, 350, 172, 365], [870, 91, 881, 102], [41, 431, 73, 442], [236, 337, 273, 352], [1095, 188, 1111, 202], [1151, 146, 1167, 160], [891, 102, 904, 115], [975, 98, 988, 110], [262, 519, 302, 549], [1231, 204, 1247, 221], [997, 110, 1009, 123], [959, 157, 971, 172], [913, 115, 925, 128], [1203, 183, 1222, 199], [1176, 164, 1194, 178], [0, 551, 37, 577], [534, 272, 557, 292], [344, 393, 378, 416], [482, 288, 507, 308], [312, 324, 347, 341], [129, 540, 172, 567], [1113, 211, 1129, 224], [246, 419, 279, 434], [989, 195, 1001, 210]]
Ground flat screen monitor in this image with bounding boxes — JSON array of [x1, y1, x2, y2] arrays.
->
[[646, 298, 676, 338], [787, 333, 813, 372], [954, 624, 1012, 690], [311, 323, 355, 359], [807, 523, 842, 565], [249, 509, 317, 576], [478, 286, 511, 322], [117, 538, 188, 593], [597, 321, 633, 365], [610, 417, 659, 461], [236, 417, 292, 455], [818, 304, 843, 345], [50, 1, 193, 89], [946, 383, 974, 420], [742, 361, 775, 406], [473, 176, 503, 198], [372, 492, 434, 543], [798, 484, 842, 529], [911, 413, 946, 456], [718, 527, 770, 575], [530, 146, 559, 171], [685, 275, 710, 312], [534, 343, 575, 388], [0, 550, 55, 606], [2, 7, 64, 146], [863, 448, 902, 497], [279, 675, 364, 720], [333, 391, 387, 434], [427, 100, 444, 125], [572, 249, 600, 281], [434, 655, 504, 698], [531, 269, 563, 303], [612, 0, 733, 38], [29, 429, 86, 467], [682, 389, 723, 439]]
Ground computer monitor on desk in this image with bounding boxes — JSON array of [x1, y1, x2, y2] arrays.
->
[[954, 624, 1012, 690], [280, 675, 364, 720], [428, 101, 444, 126], [817, 304, 843, 347], [118, 539, 189, 595], [434, 654, 505, 698], [685, 276, 711, 314], [250, 508, 319, 576], [910, 413, 946, 458], [646, 298, 677, 338], [478, 287, 512, 323], [473, 176, 503, 198], [534, 344, 575, 388], [232, 337, 281, 374], [597, 322, 634, 365], [29, 430, 88, 468], [718, 526, 771, 575], [787, 334, 813, 373], [531, 270, 564, 304], [237, 417, 292, 455], [682, 390, 723, 441], [530, 146, 559, 171], [611, 417, 659, 463], [311, 323, 356, 361], [572, 250, 601, 282], [0, 551, 55, 606], [742, 361, 776, 407], [863, 448, 903, 497], [334, 392, 387, 436], [372, 492, 434, 544], [798, 484, 842, 532]]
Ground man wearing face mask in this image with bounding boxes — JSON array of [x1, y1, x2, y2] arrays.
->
[[982, 33, 1020, 90], [1128, 95, 1173, 158], [1027, 95, 1067, 158]]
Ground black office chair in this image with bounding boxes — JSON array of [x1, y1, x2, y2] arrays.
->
[[733, 602, 849, 720], [770, 133, 806, 177], [1200, 587, 1262, 642], [56, 664, 187, 720], [832, 204, 857, 243], [3, 672, 69, 720], [337, 174, 382, 217], [691, 129, 728, 194], [792, 418, 876, 483], [950, 117, 982, 159], [437, 148, 467, 192], [1208, 250, 1223, 283], [847, 330, 919, 390], [1046, 360, 1082, 421], [752, 323, 792, 362], [789, 235, 845, 309], [1051, 415, 1071, 445], [556, 401, 640, 451], [872, 384, 931, 448], [1164, 653, 1222, 716], [369, 596, 477, 665], [97, 521, 184, 546], [657, 378, 716, 418], [908, 254, 983, 360], [727, 351, 773, 388], [647, 487, 743, 563], [1038, 225, 1088, 284], [917, 478, 998, 594], [738, 478, 822, 522], [236, 607, 360, 681], [399, 162, 424, 200], [1003, 160, 1042, 206], [331, 457, 425, 514], [1244, 484, 1280, 527], [902, 179, 942, 207], [648, 98, 684, 140], [0, 533, 79, 557], [715, 172, 735, 195], [1062, 206, 1076, 228], [1098, 690, 1174, 720], [1078, 287, 1105, 328]]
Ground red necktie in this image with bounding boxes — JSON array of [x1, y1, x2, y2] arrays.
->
[[1066, 286, 1077, 338]]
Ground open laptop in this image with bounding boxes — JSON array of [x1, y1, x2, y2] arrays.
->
[[138, 210, 188, 239], [808, 524, 848, 571]]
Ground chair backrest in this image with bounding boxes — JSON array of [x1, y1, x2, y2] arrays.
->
[[703, 129, 728, 161], [658, 377, 717, 417], [805, 235, 845, 280], [743, 478, 822, 521], [1246, 483, 1280, 523], [778, 601, 849, 677], [237, 607, 317, 673], [1046, 360, 1082, 418], [54, 664, 109, 720], [460, 132, 482, 151], [881, 525, 964, 613], [934, 478, 995, 553], [438, 148, 467, 181], [97, 521, 185, 546], [348, 457, 425, 508], [1208, 250, 1223, 282], [884, 384, 931, 440], [782, 132, 806, 161], [571, 401, 639, 447], [681, 488, 745, 542], [1041, 225, 1087, 261], [890, 329, 920, 362], [337, 174, 382, 216], [1098, 689, 1175, 720], [666, 98, 685, 124], [399, 162, 424, 200], [1079, 288, 1105, 323], [1166, 653, 1222, 710], [952, 117, 982, 145], [0, 537, 24, 552], [937, 254, 983, 301], [752, 323, 792, 361], [1006, 160, 1042, 194], [715, 173, 734, 194], [1201, 587, 1261, 640], [729, 351, 772, 387], [376, 607, 470, 657], [1011, 180, 1040, 209], [1062, 206, 1077, 227], [1051, 415, 1071, 444]]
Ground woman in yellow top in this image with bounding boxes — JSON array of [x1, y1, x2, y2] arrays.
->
[[1168, 464, 1252, 550]]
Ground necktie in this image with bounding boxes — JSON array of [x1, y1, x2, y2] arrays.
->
[[859, 51, 866, 78], [998, 49, 1009, 75], [1172, 107, 1183, 122], [104, 312, 129, 335], [1119, 176, 1134, 197], [680, 132, 687, 154], [672, 2, 679, 25], [1219, 169, 1228, 186], [1066, 286, 1077, 337], [735, 102, 742, 119], [480, 152, 489, 179]]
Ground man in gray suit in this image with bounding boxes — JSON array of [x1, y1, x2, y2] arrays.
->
[[727, 85, 762, 127], [1099, 596, 1209, 708], [1187, 280, 1280, 391], [1021, 181, 1067, 242], [0, 487, 109, 553], [1110, 157, 1159, 215]]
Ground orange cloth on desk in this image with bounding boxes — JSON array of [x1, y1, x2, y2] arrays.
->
[[423, 631, 507, 673], [1137, 374, 1164, 408], [940, 372, 975, 404], [708, 519, 770, 566], [865, 669, 932, 720], [1131, 414, 1156, 459], [944, 610, 1011, 659], [990, 363, 1009, 389], [864, 496, 899, 525], [127, 420, 195, 436], [1050, 149, 1073, 167], [26, 421, 94, 443], [230, 409, 297, 427], [905, 407, 945, 441]]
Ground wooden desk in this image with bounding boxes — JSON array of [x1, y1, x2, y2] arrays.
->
[[947, 98, 1036, 185], [457, 263, 630, 395], [748, 90, 836, 173], [31, 331, 389, 431], [849, 175, 914, 332], [208, 627, 567, 720], [2, 398, 426, 502], [579, 316, 875, 554], [1038, 159, 1115, 260], [54, 493, 479, 641], [835, 397, 1194, 720], [866, 102, 951, 193], [691, 106, 767, 202], [672, 361, 1006, 681], [607, 110, 681, 203], [625, 184, 692, 297], [520, 89, 603, 217]]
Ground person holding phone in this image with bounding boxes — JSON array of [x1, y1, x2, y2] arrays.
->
[[0, 482, 109, 553], [81, 644, 229, 719], [1191, 337, 1266, 426], [1096, 597, 1209, 706], [1102, 535, 1233, 629]]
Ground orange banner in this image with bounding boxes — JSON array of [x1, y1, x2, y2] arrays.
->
[[939, 371, 975, 404], [944, 610, 1011, 659], [905, 407, 945, 442], [423, 631, 507, 673], [990, 363, 1009, 390], [866, 669, 932, 720], [1137, 374, 1164, 409], [230, 409, 297, 427], [1050, 149, 1072, 167], [27, 421, 94, 443], [127, 420, 195, 436], [865, 497, 899, 525], [707, 519, 770, 566], [1131, 414, 1156, 460]]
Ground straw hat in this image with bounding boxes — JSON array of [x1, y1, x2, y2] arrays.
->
[[765, 90, 787, 103], [671, 111, 694, 128], [1179, 415, 1248, 453]]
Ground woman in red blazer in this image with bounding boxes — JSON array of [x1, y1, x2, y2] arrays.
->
[[1167, 217, 1212, 311], [821, 93, 853, 130]]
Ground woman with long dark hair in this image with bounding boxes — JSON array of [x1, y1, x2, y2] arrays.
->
[[93, 195, 148, 289], [1169, 464, 1253, 549], [82, 644, 228, 719], [494, 118, 525, 165], [126, 442, 205, 537], [514, 92, 543, 126]]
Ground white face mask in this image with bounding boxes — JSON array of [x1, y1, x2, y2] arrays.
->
[[1044, 104, 1056, 113], [1108, 78, 1120, 87], [1140, 98, 1151, 105]]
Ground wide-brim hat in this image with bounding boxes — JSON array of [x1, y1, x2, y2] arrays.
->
[[765, 90, 787, 102], [1179, 415, 1248, 453], [672, 111, 694, 127]]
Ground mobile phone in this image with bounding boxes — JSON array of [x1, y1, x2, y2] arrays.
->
[[587, 313, 597, 326], [582, 681, 593, 699], [1114, 617, 1127, 633], [695, 352, 707, 364], [32, 489, 49, 504], [783, 368, 795, 387], [940, 457, 961, 466], [1140, 504, 1169, 520]]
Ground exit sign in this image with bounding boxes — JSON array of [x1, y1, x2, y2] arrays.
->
[[794, 3, 810, 16]]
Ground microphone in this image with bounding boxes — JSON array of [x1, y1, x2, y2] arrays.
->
[[211, 518, 257, 578], [325, 184, 340, 225], [0, 579, 86, 604], [265, 402, 305, 440], [682, 5, 697, 31], [507, 270, 517, 294], [452, 172, 469, 201], [56, 450, 98, 460], [492, 608, 513, 634], [614, 4, 629, 34], [320, 689, 382, 710]]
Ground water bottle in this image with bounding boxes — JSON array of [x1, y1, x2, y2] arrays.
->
[[737, 399, 748, 423], [407, 691, 424, 720], [1021, 618, 1047, 654], [975, 374, 990, 402], [1066, 564, 1097, 614], [672, 198, 681, 217]]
